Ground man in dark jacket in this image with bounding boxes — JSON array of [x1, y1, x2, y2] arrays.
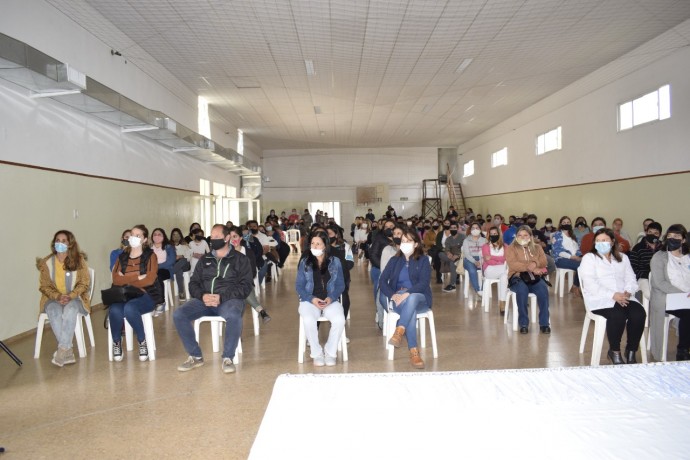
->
[[369, 219, 396, 309], [174, 224, 254, 374]]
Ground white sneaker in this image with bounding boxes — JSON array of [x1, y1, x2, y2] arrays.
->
[[325, 355, 336, 366], [313, 355, 325, 366]]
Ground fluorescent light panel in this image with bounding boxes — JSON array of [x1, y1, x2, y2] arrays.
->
[[456, 58, 473, 74], [305, 60, 315, 76]]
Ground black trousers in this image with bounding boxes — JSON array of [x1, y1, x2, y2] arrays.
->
[[592, 301, 646, 352], [669, 309, 690, 349]]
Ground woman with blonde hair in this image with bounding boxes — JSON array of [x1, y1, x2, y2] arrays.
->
[[37, 230, 91, 367]]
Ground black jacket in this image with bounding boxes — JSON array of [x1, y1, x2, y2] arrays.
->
[[189, 247, 254, 303], [369, 231, 391, 269]]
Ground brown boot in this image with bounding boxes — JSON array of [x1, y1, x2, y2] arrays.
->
[[570, 285, 582, 298], [498, 301, 506, 316], [388, 326, 406, 348], [409, 347, 425, 369]]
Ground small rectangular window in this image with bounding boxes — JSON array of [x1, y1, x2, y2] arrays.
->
[[491, 148, 508, 168], [618, 84, 670, 131], [536, 126, 562, 155], [463, 160, 475, 178]]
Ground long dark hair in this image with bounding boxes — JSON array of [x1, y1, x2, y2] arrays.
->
[[51, 230, 86, 271], [301, 231, 331, 274], [662, 224, 689, 255], [558, 215, 575, 240], [590, 228, 622, 262], [395, 227, 424, 260], [151, 227, 171, 249], [327, 224, 344, 246]]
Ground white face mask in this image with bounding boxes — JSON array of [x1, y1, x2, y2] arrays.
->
[[518, 238, 530, 246], [128, 236, 142, 248], [592, 225, 604, 233], [311, 248, 324, 257], [361, 224, 368, 229], [400, 242, 415, 256], [471, 229, 481, 237]]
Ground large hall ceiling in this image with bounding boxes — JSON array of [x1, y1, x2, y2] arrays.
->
[[46, 0, 690, 150]]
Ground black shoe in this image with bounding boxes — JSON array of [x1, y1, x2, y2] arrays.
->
[[540, 326, 551, 334], [676, 348, 690, 361], [519, 326, 528, 334], [625, 349, 637, 364], [436, 278, 442, 284], [259, 309, 271, 324], [608, 350, 625, 365], [442, 285, 456, 293]]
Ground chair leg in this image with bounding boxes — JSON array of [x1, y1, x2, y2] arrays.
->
[[107, 320, 114, 361], [340, 330, 348, 362], [530, 295, 537, 324], [512, 294, 518, 332], [252, 308, 260, 336], [34, 314, 47, 359], [84, 313, 95, 347], [662, 316, 671, 362], [591, 318, 606, 366], [298, 316, 306, 363], [125, 321, 134, 351], [579, 316, 591, 354], [211, 321, 221, 353], [143, 314, 156, 360], [427, 311, 438, 358], [419, 317, 427, 348], [74, 320, 87, 358]]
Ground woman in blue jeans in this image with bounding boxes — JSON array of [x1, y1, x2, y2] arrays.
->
[[109, 225, 163, 362], [551, 216, 582, 296], [379, 228, 432, 369], [462, 222, 488, 297], [505, 226, 551, 335]]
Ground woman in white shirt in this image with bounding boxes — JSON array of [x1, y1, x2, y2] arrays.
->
[[188, 228, 210, 273], [462, 222, 488, 297], [353, 221, 370, 260], [170, 228, 192, 300], [551, 216, 582, 296], [579, 228, 646, 365], [650, 224, 690, 361]]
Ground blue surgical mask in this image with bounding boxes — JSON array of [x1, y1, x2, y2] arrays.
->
[[592, 225, 604, 233], [54, 242, 68, 253], [595, 241, 612, 254], [265, 226, 273, 232]]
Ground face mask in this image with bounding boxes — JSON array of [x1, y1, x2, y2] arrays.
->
[[432, 224, 439, 229], [121, 239, 129, 247], [490, 235, 500, 243], [406, 221, 412, 227], [384, 228, 393, 237], [443, 225, 450, 230], [392, 237, 402, 245], [311, 248, 324, 257], [372, 225, 377, 229], [644, 234, 659, 245], [361, 224, 368, 229], [129, 236, 142, 248], [545, 223, 552, 229], [194, 234, 204, 241], [471, 229, 481, 237], [592, 226, 604, 233], [595, 241, 612, 254], [527, 222, 536, 229], [450, 230, 458, 236], [424, 226, 431, 230], [54, 242, 68, 253], [153, 235, 163, 244], [518, 239, 530, 246], [493, 219, 501, 226], [265, 226, 273, 232], [250, 228, 258, 235], [210, 238, 227, 251], [560, 224, 572, 232], [400, 242, 414, 256], [667, 238, 683, 251]]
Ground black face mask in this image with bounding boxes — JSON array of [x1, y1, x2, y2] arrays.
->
[[645, 234, 659, 245], [432, 225, 439, 229], [443, 225, 450, 230], [392, 237, 402, 245], [666, 238, 683, 251], [560, 224, 572, 232], [121, 239, 129, 247], [384, 228, 393, 237], [490, 235, 500, 243], [250, 228, 259, 235], [194, 234, 204, 241], [424, 226, 431, 230], [450, 230, 458, 236], [209, 238, 227, 250], [527, 222, 536, 229]]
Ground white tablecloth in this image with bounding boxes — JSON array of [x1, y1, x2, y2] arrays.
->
[[250, 364, 690, 459]]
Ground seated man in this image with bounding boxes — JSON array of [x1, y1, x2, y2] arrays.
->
[[174, 224, 254, 374], [439, 222, 465, 292], [629, 221, 663, 300]]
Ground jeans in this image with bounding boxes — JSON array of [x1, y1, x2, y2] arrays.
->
[[555, 258, 580, 287], [108, 293, 155, 343], [483, 265, 508, 301], [593, 301, 646, 351], [370, 266, 381, 303], [390, 292, 429, 349], [173, 258, 191, 294], [246, 289, 261, 311], [438, 252, 459, 284], [173, 298, 245, 359], [669, 309, 690, 349], [509, 278, 550, 327], [257, 262, 269, 285], [463, 257, 482, 293], [298, 300, 345, 358], [45, 299, 87, 349]]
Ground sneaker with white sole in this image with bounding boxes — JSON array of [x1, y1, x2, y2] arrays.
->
[[62, 347, 76, 365], [325, 355, 336, 366], [153, 304, 165, 318], [313, 355, 325, 366], [259, 309, 271, 324], [178, 356, 204, 372], [442, 285, 456, 293], [112, 341, 123, 362], [138, 340, 149, 362], [222, 358, 236, 374], [51, 349, 64, 367]]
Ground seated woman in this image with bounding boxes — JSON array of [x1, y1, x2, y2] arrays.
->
[[296, 231, 346, 366], [184, 222, 202, 244], [580, 228, 646, 364], [150, 227, 176, 316], [228, 226, 271, 323], [109, 229, 131, 271], [650, 224, 690, 361], [37, 230, 91, 367], [170, 228, 191, 300], [189, 227, 210, 273], [109, 225, 163, 362], [353, 220, 370, 260], [573, 216, 590, 244], [327, 225, 354, 322], [506, 226, 550, 334], [462, 222, 488, 297], [482, 226, 508, 315], [422, 221, 438, 254], [551, 215, 582, 296], [379, 228, 432, 369], [612, 218, 633, 251]]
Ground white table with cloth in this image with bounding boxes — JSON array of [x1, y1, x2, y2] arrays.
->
[[250, 363, 690, 459]]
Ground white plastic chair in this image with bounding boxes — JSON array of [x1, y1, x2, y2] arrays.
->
[[481, 264, 507, 312], [163, 279, 174, 311], [286, 229, 301, 254], [107, 311, 157, 361], [297, 315, 348, 363], [182, 270, 192, 299], [503, 291, 537, 332], [464, 266, 483, 300], [193, 316, 242, 362], [646, 313, 678, 362], [554, 267, 575, 297], [385, 301, 438, 360], [34, 267, 96, 359]]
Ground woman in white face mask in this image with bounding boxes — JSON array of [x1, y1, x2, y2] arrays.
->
[[37, 230, 91, 367], [462, 223, 488, 298], [579, 228, 645, 364], [296, 232, 346, 367], [378, 229, 433, 369]]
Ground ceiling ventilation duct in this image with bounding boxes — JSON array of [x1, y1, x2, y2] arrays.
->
[[0, 32, 261, 178]]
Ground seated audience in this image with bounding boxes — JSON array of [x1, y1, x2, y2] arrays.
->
[[629, 222, 663, 301], [635, 218, 655, 245], [440, 222, 465, 292], [227, 226, 271, 323], [423, 221, 438, 253], [573, 216, 590, 244], [110, 229, 131, 271], [580, 217, 631, 255], [463, 222, 487, 297], [580, 228, 646, 364], [184, 222, 202, 244], [150, 227, 176, 316], [552, 216, 582, 296], [482, 226, 508, 315], [327, 225, 354, 322], [189, 227, 210, 273], [170, 228, 191, 300], [612, 217, 632, 249], [37, 230, 91, 367]]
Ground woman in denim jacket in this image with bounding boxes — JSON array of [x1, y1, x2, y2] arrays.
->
[[551, 216, 582, 296], [296, 231, 345, 367]]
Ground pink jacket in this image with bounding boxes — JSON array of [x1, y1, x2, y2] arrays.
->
[[482, 243, 506, 271]]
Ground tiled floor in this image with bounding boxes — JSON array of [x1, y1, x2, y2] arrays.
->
[[0, 253, 636, 458]]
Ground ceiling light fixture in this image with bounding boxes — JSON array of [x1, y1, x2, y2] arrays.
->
[[456, 58, 473, 74], [305, 60, 315, 76], [314, 106, 322, 114]]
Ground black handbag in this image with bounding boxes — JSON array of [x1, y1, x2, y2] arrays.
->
[[101, 285, 144, 305], [519, 271, 542, 285]]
